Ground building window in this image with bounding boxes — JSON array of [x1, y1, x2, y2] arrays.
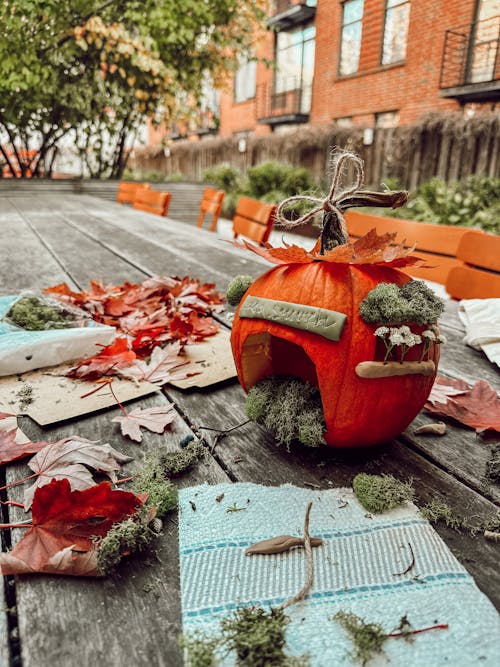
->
[[335, 116, 354, 127], [234, 60, 257, 103], [339, 0, 364, 77], [375, 110, 400, 127], [275, 23, 316, 95], [382, 0, 410, 65]]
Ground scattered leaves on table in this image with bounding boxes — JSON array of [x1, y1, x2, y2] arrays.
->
[[0, 479, 143, 576], [64, 337, 136, 381], [425, 376, 500, 433], [24, 436, 133, 509], [112, 405, 176, 442], [0, 412, 49, 465]]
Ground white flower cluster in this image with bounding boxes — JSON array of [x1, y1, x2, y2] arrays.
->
[[374, 323, 445, 363]]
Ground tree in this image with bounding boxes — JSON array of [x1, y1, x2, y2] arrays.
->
[[0, 1, 265, 178]]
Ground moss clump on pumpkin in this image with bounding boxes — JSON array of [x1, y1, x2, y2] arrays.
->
[[226, 275, 254, 306], [360, 280, 444, 325], [353, 473, 414, 513], [7, 296, 77, 330], [246, 376, 326, 448], [96, 512, 161, 575], [334, 611, 387, 666]]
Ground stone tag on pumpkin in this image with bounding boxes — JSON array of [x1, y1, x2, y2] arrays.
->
[[239, 296, 346, 342]]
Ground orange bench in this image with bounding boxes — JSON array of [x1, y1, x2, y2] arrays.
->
[[446, 230, 500, 299], [197, 187, 225, 232], [132, 188, 171, 217], [117, 182, 150, 205], [233, 197, 277, 244]]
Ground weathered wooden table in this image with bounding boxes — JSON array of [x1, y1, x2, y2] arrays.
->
[[0, 194, 498, 667]]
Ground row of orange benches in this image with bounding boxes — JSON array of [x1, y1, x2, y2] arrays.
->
[[117, 182, 500, 300], [117, 181, 278, 244]]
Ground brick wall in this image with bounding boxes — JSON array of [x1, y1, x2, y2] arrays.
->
[[218, 0, 479, 134]]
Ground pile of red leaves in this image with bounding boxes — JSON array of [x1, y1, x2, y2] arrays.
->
[[426, 376, 500, 433], [44, 275, 224, 358], [233, 229, 423, 269]]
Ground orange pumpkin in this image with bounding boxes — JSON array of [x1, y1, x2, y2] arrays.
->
[[230, 233, 440, 448]]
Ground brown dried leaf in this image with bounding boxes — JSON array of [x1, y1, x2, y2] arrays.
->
[[245, 534, 323, 555], [0, 413, 50, 465], [112, 405, 176, 442]]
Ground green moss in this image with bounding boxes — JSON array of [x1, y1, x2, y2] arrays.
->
[[132, 459, 178, 518], [157, 439, 206, 477], [360, 281, 444, 326], [180, 633, 219, 667], [96, 513, 160, 575], [226, 275, 254, 306], [420, 499, 462, 530], [486, 443, 500, 484], [334, 611, 387, 666], [7, 296, 76, 330], [246, 376, 325, 448], [353, 474, 414, 514]]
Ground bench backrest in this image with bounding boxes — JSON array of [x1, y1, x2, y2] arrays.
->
[[117, 182, 150, 204], [132, 188, 171, 217], [197, 187, 225, 231], [345, 211, 470, 284], [446, 230, 500, 299], [233, 196, 277, 244]]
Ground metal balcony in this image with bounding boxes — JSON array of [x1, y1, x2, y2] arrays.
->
[[440, 15, 500, 101], [256, 78, 312, 125], [269, 1, 316, 29]]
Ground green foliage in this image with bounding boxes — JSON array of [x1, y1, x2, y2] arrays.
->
[[360, 280, 444, 325], [7, 296, 76, 330], [203, 164, 242, 192], [388, 176, 500, 234], [246, 376, 326, 448], [353, 474, 414, 514], [226, 275, 254, 306], [166, 171, 185, 182], [157, 440, 206, 477], [132, 459, 178, 518], [334, 611, 387, 666], [180, 633, 219, 667], [96, 513, 161, 575]]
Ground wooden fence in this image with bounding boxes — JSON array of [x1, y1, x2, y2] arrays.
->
[[129, 113, 500, 189]]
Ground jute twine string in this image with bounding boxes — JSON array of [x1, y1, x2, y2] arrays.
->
[[276, 151, 365, 239], [280, 501, 314, 610]]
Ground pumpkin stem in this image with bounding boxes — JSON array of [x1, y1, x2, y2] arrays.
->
[[319, 190, 408, 255]]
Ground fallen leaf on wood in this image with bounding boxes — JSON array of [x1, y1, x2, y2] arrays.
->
[[65, 338, 136, 381], [413, 422, 447, 436], [0, 412, 49, 465], [112, 405, 176, 442], [425, 377, 500, 433], [122, 342, 193, 386], [0, 479, 142, 576], [23, 437, 133, 509], [245, 534, 324, 555], [427, 377, 469, 405]]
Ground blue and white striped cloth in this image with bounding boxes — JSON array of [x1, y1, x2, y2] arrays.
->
[[179, 483, 500, 666]]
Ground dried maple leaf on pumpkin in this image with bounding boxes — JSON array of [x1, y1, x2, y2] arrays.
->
[[112, 404, 176, 442], [0, 479, 142, 576], [232, 229, 423, 269], [0, 413, 49, 465], [64, 337, 136, 381], [425, 377, 500, 433], [23, 437, 133, 509]]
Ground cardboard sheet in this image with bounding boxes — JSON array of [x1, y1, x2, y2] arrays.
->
[[169, 328, 237, 389], [0, 368, 159, 425]]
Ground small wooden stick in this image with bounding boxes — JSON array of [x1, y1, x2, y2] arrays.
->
[[356, 360, 435, 378], [280, 501, 315, 610]]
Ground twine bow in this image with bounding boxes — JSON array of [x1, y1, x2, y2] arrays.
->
[[276, 151, 365, 241]]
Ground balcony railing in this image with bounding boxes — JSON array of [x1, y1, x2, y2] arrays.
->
[[269, 1, 316, 28], [440, 16, 499, 93], [256, 78, 312, 124]]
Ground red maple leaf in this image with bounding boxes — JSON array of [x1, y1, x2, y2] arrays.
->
[[0, 479, 143, 576], [232, 229, 424, 269], [425, 377, 500, 433], [65, 337, 136, 381], [0, 413, 49, 466]]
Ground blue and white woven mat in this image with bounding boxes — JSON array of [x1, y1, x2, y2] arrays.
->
[[179, 483, 500, 666]]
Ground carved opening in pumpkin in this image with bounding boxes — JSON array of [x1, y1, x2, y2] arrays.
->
[[240, 332, 319, 390]]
